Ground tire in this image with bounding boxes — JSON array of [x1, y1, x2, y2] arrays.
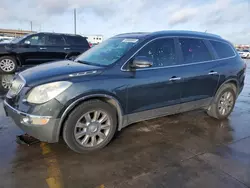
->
[[0, 56, 17, 73], [207, 83, 237, 119], [63, 99, 117, 153]]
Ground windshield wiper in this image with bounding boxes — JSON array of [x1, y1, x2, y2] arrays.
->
[[74, 60, 93, 65], [74, 60, 106, 67]]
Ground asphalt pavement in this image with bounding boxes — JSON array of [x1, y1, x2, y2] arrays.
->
[[0, 60, 250, 188]]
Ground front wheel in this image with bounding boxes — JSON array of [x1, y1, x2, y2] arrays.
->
[[0, 56, 17, 73], [63, 100, 117, 153], [207, 84, 236, 119]]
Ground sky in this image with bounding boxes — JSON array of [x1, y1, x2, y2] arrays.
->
[[0, 0, 249, 44]]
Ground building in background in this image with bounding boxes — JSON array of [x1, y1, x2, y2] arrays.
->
[[85, 35, 104, 45], [0, 28, 35, 37]]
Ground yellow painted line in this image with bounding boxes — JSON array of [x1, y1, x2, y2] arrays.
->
[[40, 142, 64, 188], [97, 185, 105, 188]]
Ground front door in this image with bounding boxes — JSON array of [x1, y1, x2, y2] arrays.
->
[[176, 37, 220, 110], [126, 38, 184, 123], [19, 34, 46, 65]]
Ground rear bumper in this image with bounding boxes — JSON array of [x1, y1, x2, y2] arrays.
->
[[3, 100, 60, 143]]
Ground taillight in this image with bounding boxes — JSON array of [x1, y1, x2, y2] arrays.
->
[[89, 42, 92, 48]]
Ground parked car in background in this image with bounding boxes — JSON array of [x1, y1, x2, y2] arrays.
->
[[0, 32, 90, 73], [0, 38, 12, 43], [238, 49, 250, 59], [4, 31, 246, 153]]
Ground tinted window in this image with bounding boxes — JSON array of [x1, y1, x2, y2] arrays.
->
[[210, 40, 235, 58], [179, 38, 212, 64], [135, 38, 176, 68], [24, 34, 46, 45], [65, 36, 89, 46], [46, 35, 65, 45]]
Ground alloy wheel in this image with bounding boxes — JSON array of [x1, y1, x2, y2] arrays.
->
[[218, 91, 234, 116], [74, 110, 111, 147], [0, 59, 15, 72], [1, 75, 14, 89]]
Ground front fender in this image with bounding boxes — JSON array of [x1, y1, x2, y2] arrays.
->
[[55, 92, 126, 142]]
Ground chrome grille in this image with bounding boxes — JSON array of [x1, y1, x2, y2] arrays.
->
[[6, 74, 26, 98]]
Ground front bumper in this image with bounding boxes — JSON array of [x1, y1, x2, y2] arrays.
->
[[3, 100, 60, 143]]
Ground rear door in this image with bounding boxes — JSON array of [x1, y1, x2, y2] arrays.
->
[[41, 34, 67, 62], [176, 37, 220, 109], [64, 35, 90, 58]]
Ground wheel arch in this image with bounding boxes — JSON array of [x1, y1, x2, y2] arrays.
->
[[57, 94, 125, 141], [0, 53, 22, 66], [216, 78, 239, 97]]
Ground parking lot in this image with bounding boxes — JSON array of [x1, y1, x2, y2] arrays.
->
[[0, 60, 250, 188]]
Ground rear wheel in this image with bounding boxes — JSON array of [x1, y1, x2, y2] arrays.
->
[[207, 84, 236, 119], [63, 100, 117, 153], [0, 56, 17, 73]]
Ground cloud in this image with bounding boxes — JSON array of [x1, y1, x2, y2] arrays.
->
[[0, 0, 249, 44], [168, 7, 198, 26]]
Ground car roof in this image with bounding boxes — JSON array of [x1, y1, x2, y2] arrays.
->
[[114, 30, 224, 41], [36, 32, 86, 38]]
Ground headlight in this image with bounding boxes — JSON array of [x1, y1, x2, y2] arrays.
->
[[27, 81, 72, 104]]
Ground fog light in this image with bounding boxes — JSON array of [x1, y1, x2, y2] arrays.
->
[[21, 116, 50, 125], [21, 117, 31, 124]]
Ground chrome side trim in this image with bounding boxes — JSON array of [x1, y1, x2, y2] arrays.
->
[[58, 94, 124, 131], [4, 100, 52, 119], [121, 36, 236, 72]]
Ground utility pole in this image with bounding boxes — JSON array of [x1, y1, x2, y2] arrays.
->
[[74, 8, 77, 34], [30, 21, 33, 32]]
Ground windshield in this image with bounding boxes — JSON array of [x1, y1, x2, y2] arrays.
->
[[243, 50, 249, 52], [75, 37, 139, 66]]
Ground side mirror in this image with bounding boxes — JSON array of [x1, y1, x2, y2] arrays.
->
[[21, 41, 30, 48], [24, 40, 30, 45], [131, 56, 153, 69]]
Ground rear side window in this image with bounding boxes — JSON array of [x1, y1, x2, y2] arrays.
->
[[179, 38, 212, 64], [46, 35, 65, 46], [210, 40, 235, 59], [65, 36, 89, 46]]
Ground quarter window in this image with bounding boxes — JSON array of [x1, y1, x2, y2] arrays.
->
[[210, 40, 235, 59], [64, 36, 89, 46], [179, 38, 212, 64], [135, 38, 176, 68]]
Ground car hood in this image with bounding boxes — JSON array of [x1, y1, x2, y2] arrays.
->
[[20, 60, 104, 86]]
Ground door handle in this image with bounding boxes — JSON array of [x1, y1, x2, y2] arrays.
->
[[208, 71, 218, 75], [40, 47, 47, 50], [169, 77, 182, 81], [64, 47, 70, 50]]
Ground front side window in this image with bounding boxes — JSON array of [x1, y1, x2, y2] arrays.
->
[[75, 38, 139, 66], [23, 34, 46, 45], [135, 38, 176, 68], [46, 35, 65, 46], [210, 40, 235, 59], [179, 38, 212, 64]]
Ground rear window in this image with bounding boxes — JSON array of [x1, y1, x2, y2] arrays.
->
[[210, 40, 235, 59], [65, 35, 89, 46]]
